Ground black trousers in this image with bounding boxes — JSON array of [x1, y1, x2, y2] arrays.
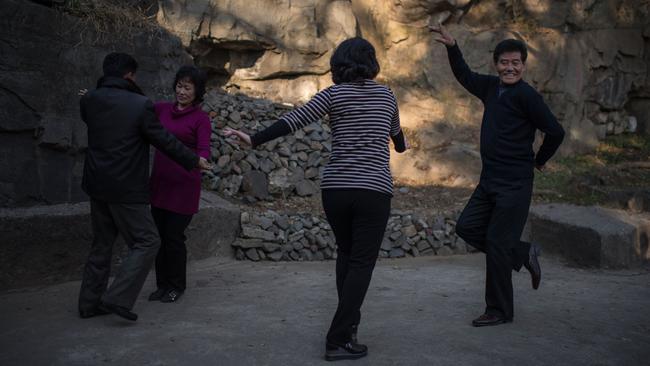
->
[[455, 177, 533, 320], [79, 199, 160, 312], [151, 206, 193, 292], [322, 189, 391, 345]]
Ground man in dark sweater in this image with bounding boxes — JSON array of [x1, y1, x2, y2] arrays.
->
[[430, 24, 565, 326], [78, 53, 210, 321]]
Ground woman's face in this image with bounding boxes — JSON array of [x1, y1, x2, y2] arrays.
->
[[175, 78, 196, 107]]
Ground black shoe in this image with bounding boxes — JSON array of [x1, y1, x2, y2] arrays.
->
[[79, 307, 110, 319], [351, 325, 358, 344], [471, 313, 509, 327], [524, 243, 542, 290], [160, 289, 183, 303], [98, 302, 138, 321], [325, 341, 368, 361], [148, 288, 167, 302]]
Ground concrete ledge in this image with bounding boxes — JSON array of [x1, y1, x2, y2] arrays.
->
[[187, 191, 240, 260], [524, 203, 650, 268], [0, 191, 240, 290]]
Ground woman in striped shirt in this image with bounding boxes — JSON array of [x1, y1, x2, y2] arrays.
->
[[224, 37, 407, 361]]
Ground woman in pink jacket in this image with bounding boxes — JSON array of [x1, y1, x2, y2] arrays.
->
[[147, 66, 211, 303]]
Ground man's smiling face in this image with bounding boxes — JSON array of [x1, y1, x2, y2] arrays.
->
[[495, 51, 525, 85]]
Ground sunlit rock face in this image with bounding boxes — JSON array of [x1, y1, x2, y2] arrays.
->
[[157, 0, 357, 102], [159, 0, 648, 187]]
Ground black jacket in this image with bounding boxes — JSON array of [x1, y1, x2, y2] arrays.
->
[[81, 76, 198, 203], [446, 43, 565, 179]]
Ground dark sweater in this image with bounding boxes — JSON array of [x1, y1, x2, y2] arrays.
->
[[446, 43, 565, 179]]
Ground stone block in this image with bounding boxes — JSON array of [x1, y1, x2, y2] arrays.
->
[[523, 204, 649, 268]]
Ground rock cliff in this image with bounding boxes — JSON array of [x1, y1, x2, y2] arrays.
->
[[158, 0, 650, 185], [1, 0, 648, 206]]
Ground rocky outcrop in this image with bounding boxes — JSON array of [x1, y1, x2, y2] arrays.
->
[[157, 0, 357, 102], [2, 0, 648, 207], [0, 0, 191, 207], [158, 0, 650, 186]]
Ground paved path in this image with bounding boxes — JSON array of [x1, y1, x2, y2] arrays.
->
[[1, 255, 649, 366]]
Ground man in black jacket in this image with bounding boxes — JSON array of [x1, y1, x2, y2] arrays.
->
[[78, 53, 211, 321], [430, 24, 565, 326]]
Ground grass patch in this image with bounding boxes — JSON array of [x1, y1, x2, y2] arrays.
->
[[534, 133, 650, 206]]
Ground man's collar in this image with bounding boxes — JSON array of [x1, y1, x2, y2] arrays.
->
[[96, 76, 145, 95]]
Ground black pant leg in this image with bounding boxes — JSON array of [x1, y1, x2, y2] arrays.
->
[[322, 190, 355, 319], [455, 181, 494, 253], [325, 189, 391, 345], [484, 178, 533, 320], [513, 240, 532, 272], [158, 208, 193, 291], [151, 207, 168, 290], [79, 199, 118, 313], [101, 203, 160, 310]]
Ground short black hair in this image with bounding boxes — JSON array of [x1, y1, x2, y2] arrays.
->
[[330, 37, 380, 84], [102, 52, 138, 77], [173, 65, 207, 104], [493, 39, 528, 64]]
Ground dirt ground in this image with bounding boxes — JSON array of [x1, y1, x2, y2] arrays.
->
[[2, 255, 649, 366]]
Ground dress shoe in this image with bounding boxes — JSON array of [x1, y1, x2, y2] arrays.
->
[[325, 341, 368, 361], [79, 307, 110, 319], [524, 243, 542, 290], [98, 302, 138, 321], [160, 289, 183, 303], [472, 313, 509, 327], [148, 288, 167, 301]]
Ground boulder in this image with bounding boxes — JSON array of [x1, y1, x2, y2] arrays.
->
[[295, 179, 319, 196], [523, 204, 650, 268], [241, 170, 269, 199]]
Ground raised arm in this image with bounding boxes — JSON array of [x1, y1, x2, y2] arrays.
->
[[430, 23, 493, 101]]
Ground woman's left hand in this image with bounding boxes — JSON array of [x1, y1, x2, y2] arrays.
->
[[223, 127, 252, 146]]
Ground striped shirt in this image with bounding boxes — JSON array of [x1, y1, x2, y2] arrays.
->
[[251, 79, 405, 196]]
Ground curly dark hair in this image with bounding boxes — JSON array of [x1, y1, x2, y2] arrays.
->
[[493, 39, 528, 64], [173, 65, 207, 104], [330, 37, 380, 84]]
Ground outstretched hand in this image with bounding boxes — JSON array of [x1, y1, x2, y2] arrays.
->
[[428, 22, 455, 47], [223, 127, 252, 146], [78, 88, 88, 96]]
